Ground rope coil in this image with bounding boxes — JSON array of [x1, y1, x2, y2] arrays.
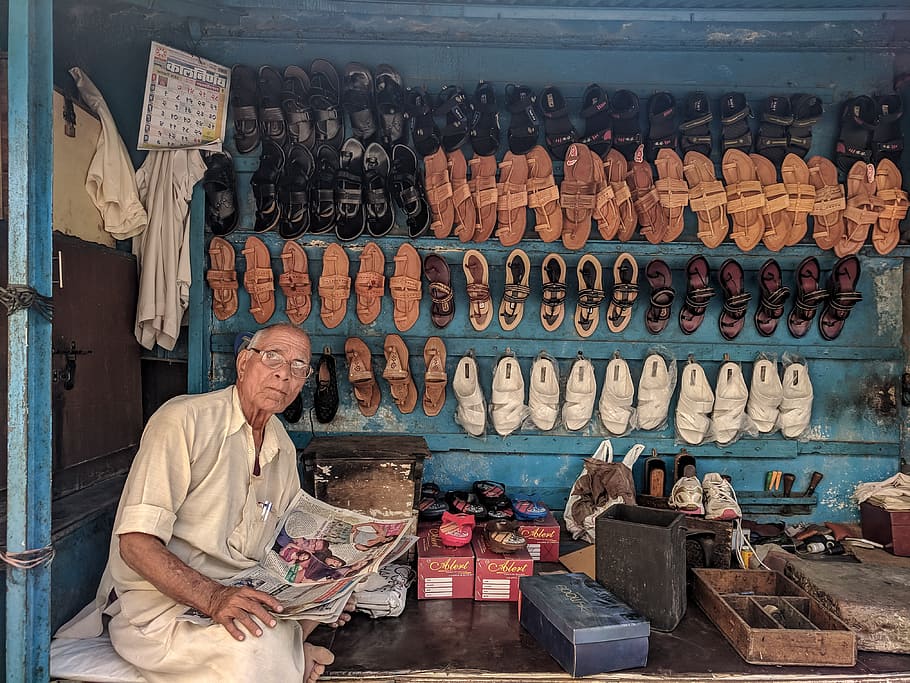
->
[[0, 284, 54, 321], [1, 545, 56, 570]]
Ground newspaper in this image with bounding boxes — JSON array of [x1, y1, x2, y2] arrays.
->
[[179, 490, 417, 624]]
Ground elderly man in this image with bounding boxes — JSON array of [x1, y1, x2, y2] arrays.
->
[[58, 323, 336, 682]]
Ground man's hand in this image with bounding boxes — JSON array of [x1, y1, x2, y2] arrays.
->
[[207, 584, 284, 642]]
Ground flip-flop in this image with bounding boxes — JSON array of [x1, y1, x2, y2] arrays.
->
[[490, 355, 527, 436], [746, 358, 783, 433], [345, 337, 380, 418], [423, 147, 455, 238], [447, 149, 477, 242], [230, 64, 260, 154], [654, 149, 688, 242], [837, 160, 882, 257], [636, 353, 673, 431], [382, 334, 417, 414], [750, 153, 791, 252], [807, 155, 845, 251], [722, 149, 766, 251], [496, 152, 529, 247], [389, 243, 422, 332], [453, 354, 486, 436], [598, 354, 634, 436], [574, 254, 604, 338], [606, 252, 639, 333], [354, 241, 385, 325], [603, 148, 638, 241], [564, 355, 596, 431], [342, 62, 377, 143], [469, 155, 498, 242], [206, 237, 238, 321], [872, 159, 908, 255], [644, 259, 675, 335], [423, 252, 455, 329], [309, 59, 343, 149], [683, 151, 728, 248], [675, 358, 714, 446], [278, 241, 311, 325], [463, 249, 493, 331], [525, 145, 562, 242], [241, 236, 275, 324], [779, 362, 813, 439], [499, 248, 531, 331], [540, 253, 567, 332], [560, 143, 596, 250], [363, 142, 395, 238], [281, 66, 314, 149], [781, 153, 816, 246], [258, 66, 287, 148], [629, 159, 668, 244], [318, 243, 351, 329], [528, 355, 560, 431], [423, 336, 448, 418]]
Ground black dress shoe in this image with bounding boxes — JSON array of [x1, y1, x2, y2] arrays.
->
[[314, 348, 339, 423]]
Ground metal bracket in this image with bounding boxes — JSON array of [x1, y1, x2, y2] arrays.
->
[[52, 340, 91, 390]]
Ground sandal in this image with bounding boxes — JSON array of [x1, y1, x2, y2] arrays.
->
[[446, 491, 486, 518], [610, 89, 642, 161], [540, 85, 578, 160], [607, 252, 639, 333], [469, 81, 500, 156], [679, 91, 713, 156], [309, 59, 343, 149], [526, 145, 562, 242], [721, 92, 753, 153], [512, 500, 548, 522], [679, 255, 715, 335], [819, 255, 862, 341], [873, 158, 909, 255], [560, 143, 597, 250], [363, 142, 395, 238], [750, 153, 791, 252], [835, 96, 876, 177], [251, 139, 285, 233], [473, 481, 508, 508], [592, 149, 620, 241], [683, 151, 729, 248], [344, 337, 380, 418], [603, 148, 638, 241], [405, 87, 441, 157], [722, 149, 766, 251], [787, 256, 827, 338], [201, 152, 239, 236], [807, 155, 846, 251], [336, 137, 367, 241], [281, 66, 314, 149], [654, 148, 688, 242], [423, 253, 455, 328], [505, 84, 541, 155], [499, 248, 531, 331], [311, 144, 339, 234], [469, 155, 498, 242], [318, 243, 351, 329], [277, 143, 314, 240], [206, 237, 238, 321], [645, 451, 667, 497], [354, 241, 385, 325], [579, 84, 613, 156], [423, 336, 448, 417], [485, 520, 527, 554], [448, 149, 477, 242], [646, 91, 678, 161], [755, 95, 793, 168], [390, 144, 431, 238], [313, 348, 339, 423], [463, 249, 493, 331], [382, 333, 417, 414], [574, 253, 604, 338], [257, 66, 287, 148], [788, 94, 823, 158], [872, 94, 903, 165], [229, 65, 260, 154], [423, 147, 455, 238], [437, 85, 470, 152], [241, 236, 275, 324], [278, 241, 312, 325], [781, 153, 816, 247], [630, 159, 668, 244], [438, 511, 476, 547], [540, 253, 567, 332], [375, 63, 406, 148], [754, 259, 789, 337], [342, 62, 377, 143], [496, 152, 529, 246], [389, 243, 422, 332], [644, 259, 674, 335], [837, 160, 883, 257], [717, 259, 751, 341]]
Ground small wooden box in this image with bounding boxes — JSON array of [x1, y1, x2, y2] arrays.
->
[[861, 501, 910, 556], [693, 569, 856, 667], [635, 497, 733, 570]]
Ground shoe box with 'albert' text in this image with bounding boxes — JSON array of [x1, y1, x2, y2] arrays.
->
[[472, 533, 534, 601], [417, 524, 475, 599], [516, 512, 560, 562]]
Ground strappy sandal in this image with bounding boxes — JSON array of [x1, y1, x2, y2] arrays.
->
[[579, 84, 612, 156], [354, 241, 385, 325], [423, 147, 455, 238], [336, 138, 366, 241], [363, 142, 395, 238], [679, 255, 715, 335], [505, 84, 541, 155], [437, 85, 470, 152], [540, 85, 578, 160], [787, 256, 827, 338], [469, 81, 500, 156], [463, 249, 493, 331], [873, 159, 909, 255], [201, 152, 239, 236], [629, 160, 668, 244], [389, 243, 422, 332], [257, 66, 287, 147], [448, 149, 477, 242], [242, 236, 275, 324], [526, 145, 562, 242], [819, 255, 862, 341], [722, 149, 766, 251], [383, 334, 417, 414], [837, 160, 883, 257], [644, 259, 674, 335], [654, 149, 688, 242], [406, 87, 441, 157], [251, 140, 285, 233], [750, 153, 791, 252], [683, 151, 729, 248], [754, 259, 789, 337], [279, 241, 311, 325], [836, 96, 876, 177], [807, 155, 846, 251], [497, 152, 529, 247], [721, 92, 753, 153], [679, 91, 713, 157], [872, 94, 903, 165], [560, 143, 596, 250], [277, 143, 314, 240], [592, 149, 620, 241], [646, 92, 677, 161], [423, 336, 448, 417], [390, 144, 431, 238], [342, 62, 377, 143], [281, 66, 314, 149], [309, 59, 343, 149], [230, 65, 260, 154], [318, 243, 351, 329], [423, 253, 455, 329], [540, 253, 567, 332], [345, 337, 380, 418], [755, 95, 793, 168], [606, 252, 639, 333], [575, 254, 604, 338], [311, 144, 339, 234], [499, 248, 531, 331], [717, 259, 751, 341], [610, 89, 642, 161], [206, 237, 238, 321], [603, 148, 637, 241], [375, 63, 406, 148], [788, 94, 823, 158], [468, 155, 498, 242]]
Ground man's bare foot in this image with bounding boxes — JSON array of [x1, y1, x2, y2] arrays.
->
[[303, 642, 335, 683], [330, 596, 357, 629]]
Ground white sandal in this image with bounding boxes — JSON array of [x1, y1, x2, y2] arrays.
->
[[564, 355, 597, 431], [528, 356, 560, 431], [635, 353, 674, 430], [746, 358, 782, 433], [453, 355, 486, 436], [778, 362, 813, 439], [598, 354, 634, 435], [710, 360, 749, 445], [675, 358, 714, 445], [490, 355, 528, 436]]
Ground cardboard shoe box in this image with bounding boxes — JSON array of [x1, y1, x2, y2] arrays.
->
[[417, 525, 475, 599], [472, 533, 533, 601], [516, 512, 561, 562], [519, 573, 650, 676]]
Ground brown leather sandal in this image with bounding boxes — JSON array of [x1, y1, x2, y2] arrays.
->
[[654, 149, 689, 242], [345, 336, 380, 417], [722, 149, 766, 251], [469, 155, 498, 242], [318, 243, 351, 329], [873, 159, 908, 255], [837, 160, 883, 257], [560, 142, 596, 250], [382, 333, 417, 414], [807, 156, 846, 251], [683, 151, 728, 248], [629, 160, 668, 244], [423, 147, 455, 238], [423, 253, 455, 328], [606, 252, 639, 333], [278, 241, 311, 324], [207, 236, 238, 321], [750, 153, 791, 252], [575, 253, 604, 338], [499, 248, 531, 331], [389, 243, 422, 332], [242, 236, 275, 324], [423, 336, 448, 417], [354, 241, 385, 325], [448, 149, 477, 242], [603, 148, 637, 241], [525, 145, 562, 243], [496, 152, 529, 247], [592, 147, 620, 240], [463, 249, 493, 331], [781, 153, 815, 247], [540, 252, 567, 332]]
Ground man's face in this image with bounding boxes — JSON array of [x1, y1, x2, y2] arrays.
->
[[236, 327, 311, 415]]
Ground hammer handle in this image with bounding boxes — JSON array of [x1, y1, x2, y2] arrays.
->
[[803, 471, 824, 497]]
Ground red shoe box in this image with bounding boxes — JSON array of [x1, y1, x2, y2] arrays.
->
[[472, 532, 533, 601], [516, 512, 561, 562], [417, 524, 475, 599]]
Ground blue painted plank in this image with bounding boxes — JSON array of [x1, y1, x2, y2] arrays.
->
[[188, 183, 210, 394]]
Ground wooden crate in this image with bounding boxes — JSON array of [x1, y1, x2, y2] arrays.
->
[[692, 569, 856, 666]]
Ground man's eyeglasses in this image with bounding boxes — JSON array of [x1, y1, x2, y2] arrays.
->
[[248, 348, 312, 380]]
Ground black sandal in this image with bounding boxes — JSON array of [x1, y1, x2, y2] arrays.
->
[[755, 95, 793, 168], [201, 152, 239, 236], [646, 91, 678, 161], [230, 64, 260, 154], [278, 144, 314, 240], [721, 92, 753, 153], [468, 81, 500, 157], [644, 259, 675, 335], [309, 58, 343, 150], [787, 256, 828, 338], [436, 85, 470, 153], [281, 66, 314, 149], [257, 66, 287, 148], [835, 96, 876, 177], [610, 89, 643, 161], [579, 83, 613, 157], [505, 84, 541, 155], [717, 259, 751, 341], [363, 142, 395, 238], [342, 62, 377, 143], [335, 138, 366, 241], [872, 94, 903, 165], [375, 63, 406, 148], [540, 85, 578, 160], [787, 93, 823, 159], [679, 255, 716, 335], [391, 144, 431, 238], [310, 144, 339, 234], [754, 259, 790, 337], [251, 139, 285, 233], [679, 91, 713, 157], [405, 87, 440, 157], [819, 255, 862, 341]]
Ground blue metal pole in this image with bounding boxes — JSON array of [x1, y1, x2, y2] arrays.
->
[[7, 1, 54, 682]]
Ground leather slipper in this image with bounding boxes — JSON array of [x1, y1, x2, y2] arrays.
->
[[540, 253, 567, 332], [644, 258, 674, 335], [607, 252, 639, 333], [383, 334, 417, 414], [679, 255, 715, 335], [463, 249, 493, 331], [258, 66, 287, 148], [278, 143, 314, 240], [497, 152, 529, 247], [781, 153, 815, 246], [309, 59, 343, 149], [241, 236, 275, 324], [336, 137, 367, 240], [202, 152, 239, 236], [391, 144, 431, 238], [722, 149, 766, 251], [575, 254, 604, 338], [528, 355, 560, 431], [363, 142, 395, 238], [469, 154, 498, 242], [683, 151, 728, 248], [490, 355, 527, 436], [837, 160, 882, 257], [454, 354, 487, 436], [654, 149, 689, 242], [560, 143, 596, 250], [636, 353, 673, 430], [206, 236, 238, 321], [390, 243, 422, 332], [629, 159, 668, 244], [746, 358, 783, 433], [599, 354, 634, 435], [807, 155, 846, 251], [318, 243, 351, 329], [345, 337, 380, 417], [230, 64, 260, 154], [423, 252, 455, 328], [750, 153, 791, 252], [281, 66, 314, 149], [564, 355, 596, 431], [754, 258, 789, 337], [819, 255, 862, 341], [787, 256, 826, 338], [278, 241, 311, 324], [526, 145, 562, 242], [423, 147, 455, 238], [423, 336, 448, 417], [499, 248, 531, 331], [448, 149, 477, 242], [873, 159, 908, 255], [603, 148, 638, 241], [717, 259, 751, 341], [592, 146, 620, 240], [342, 62, 377, 143], [354, 241, 385, 325]]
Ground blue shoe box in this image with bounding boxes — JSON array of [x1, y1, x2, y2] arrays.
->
[[519, 573, 650, 677]]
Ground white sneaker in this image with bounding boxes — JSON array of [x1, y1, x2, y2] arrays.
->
[[711, 361, 749, 446], [528, 356, 560, 431], [636, 353, 674, 430], [703, 473, 741, 520], [453, 355, 486, 436], [746, 359, 783, 433], [675, 360, 714, 445], [490, 355, 527, 436], [778, 362, 813, 439], [669, 476, 704, 515], [564, 356, 596, 431], [598, 356, 634, 435]]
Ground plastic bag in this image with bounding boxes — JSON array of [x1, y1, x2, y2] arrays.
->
[[634, 347, 678, 431], [598, 351, 636, 436]]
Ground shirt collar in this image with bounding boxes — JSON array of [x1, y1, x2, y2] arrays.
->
[[229, 385, 283, 467]]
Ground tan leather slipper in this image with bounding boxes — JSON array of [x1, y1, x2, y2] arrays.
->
[[526, 145, 562, 243], [603, 148, 637, 241], [383, 333, 417, 414], [469, 155, 498, 242], [540, 252, 567, 332], [423, 336, 448, 417], [318, 243, 351, 329], [873, 159, 908, 255], [683, 151, 729, 248], [722, 149, 765, 251], [837, 160, 883, 257], [629, 160, 668, 244], [574, 253, 604, 338], [560, 142, 596, 250], [654, 149, 689, 242], [278, 241, 311, 324], [606, 252, 639, 333], [750, 153, 791, 252], [592, 146, 620, 241], [463, 249, 493, 331], [448, 149, 477, 242], [242, 236, 275, 324], [354, 241, 385, 325], [207, 236, 238, 321], [424, 147, 455, 238], [807, 155, 846, 251], [389, 243, 422, 332], [345, 336, 380, 417], [496, 152, 529, 247], [499, 248, 531, 331], [781, 153, 816, 247]]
